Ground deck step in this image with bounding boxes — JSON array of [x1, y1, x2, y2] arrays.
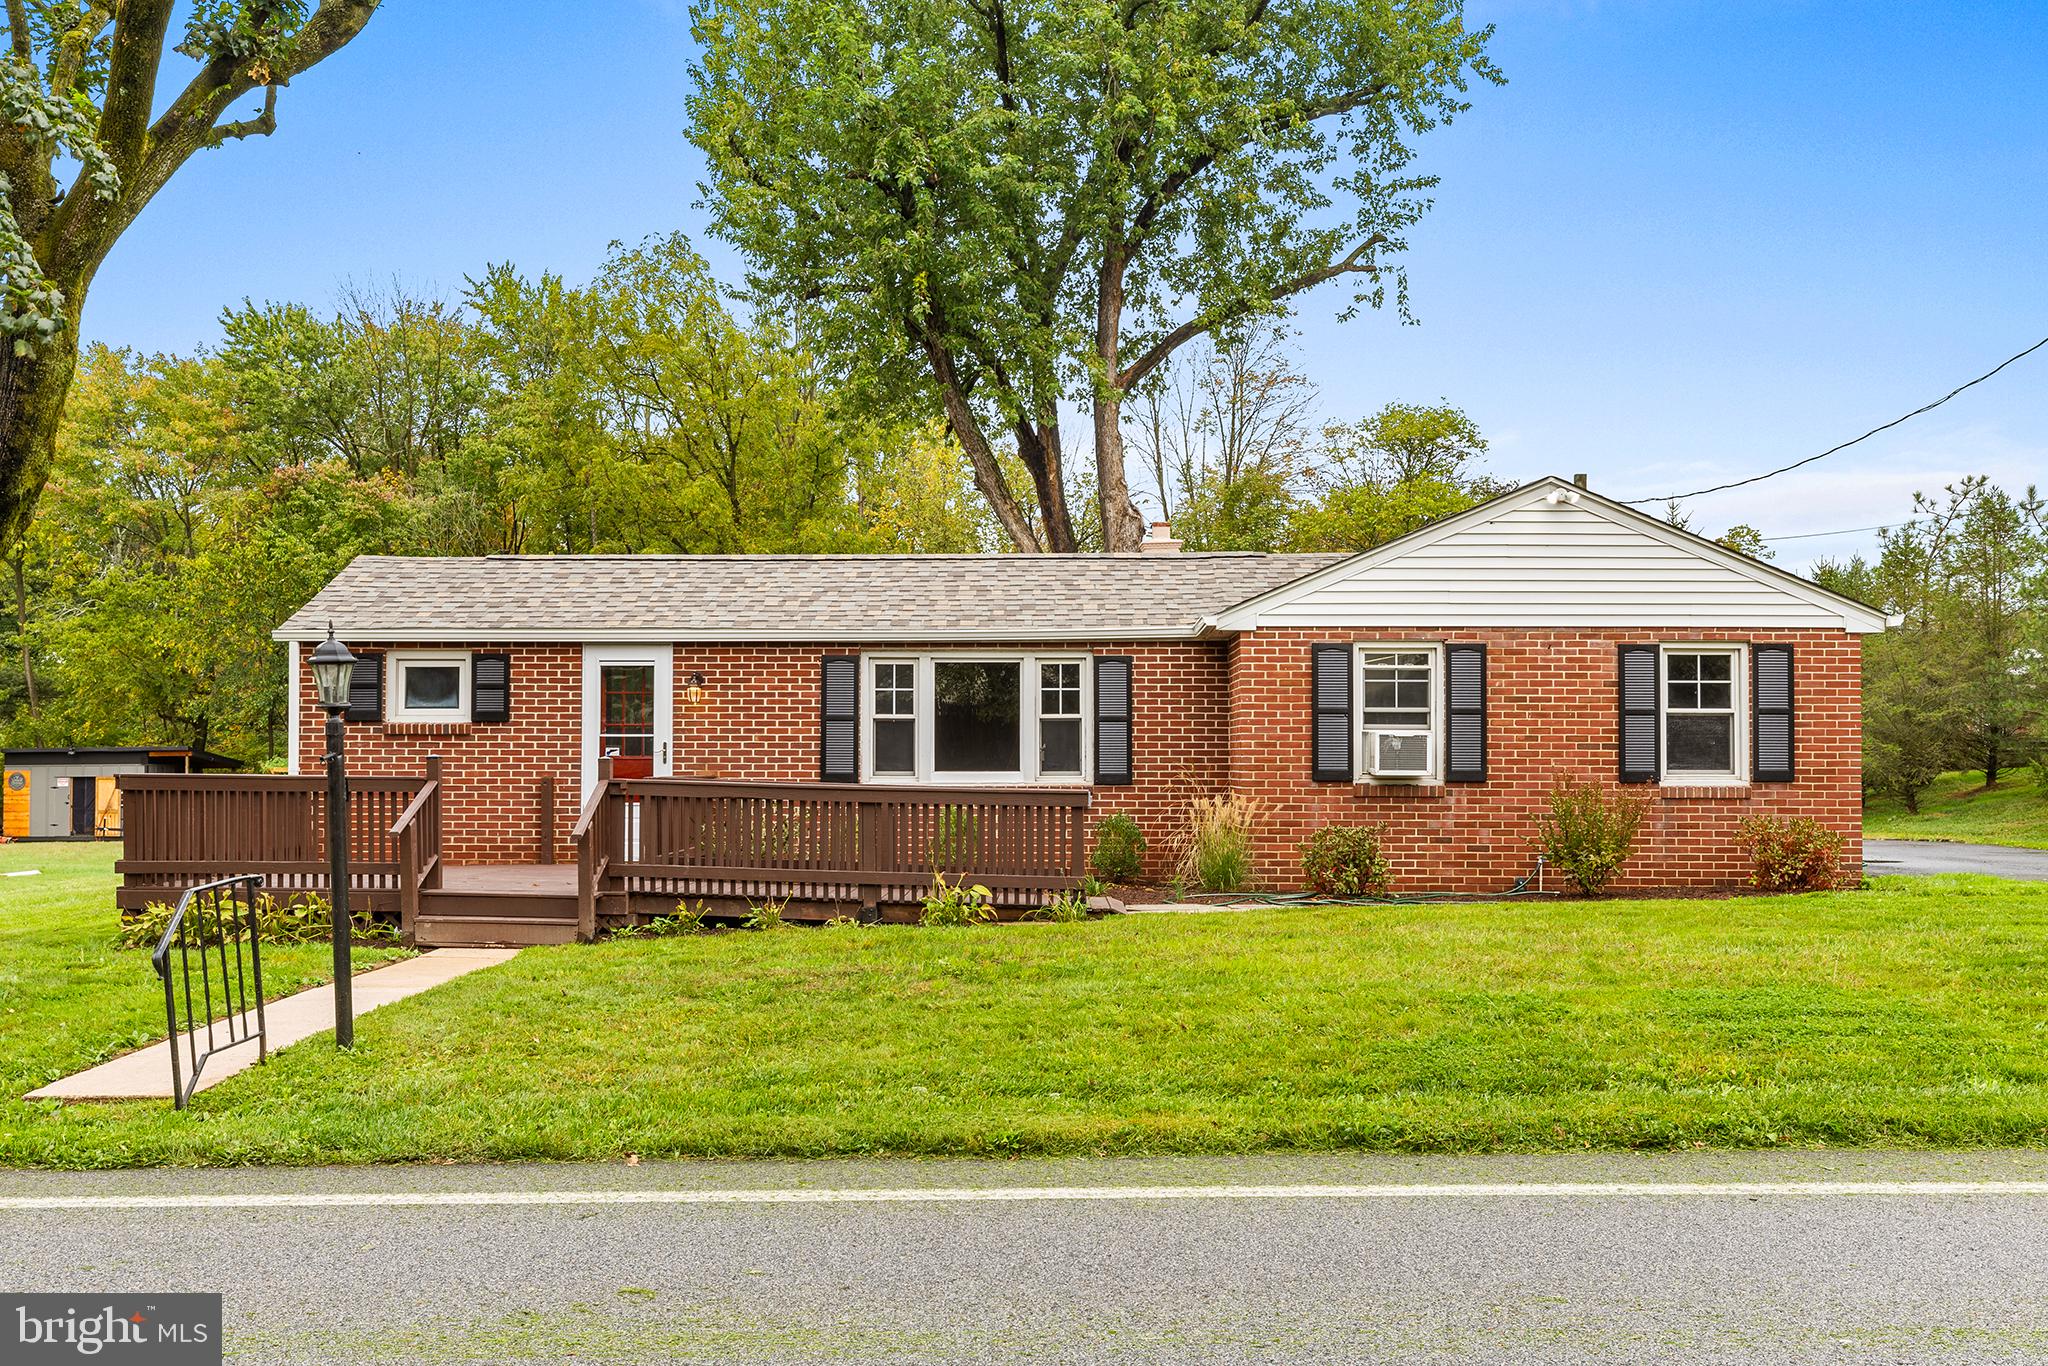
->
[[419, 890, 579, 920], [414, 915, 579, 948]]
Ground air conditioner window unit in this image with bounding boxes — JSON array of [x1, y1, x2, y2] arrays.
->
[[1367, 729, 1432, 777]]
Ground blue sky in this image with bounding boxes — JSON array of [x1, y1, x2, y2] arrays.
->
[[87, 0, 2047, 569]]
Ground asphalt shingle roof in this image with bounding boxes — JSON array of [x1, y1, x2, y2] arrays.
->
[[273, 553, 1347, 643]]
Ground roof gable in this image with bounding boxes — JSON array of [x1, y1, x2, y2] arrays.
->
[[1206, 477, 1890, 634]]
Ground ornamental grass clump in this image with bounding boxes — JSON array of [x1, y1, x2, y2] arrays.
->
[[1736, 814, 1848, 892], [1299, 825, 1392, 899], [1532, 776, 1648, 895], [1177, 794, 1259, 893]]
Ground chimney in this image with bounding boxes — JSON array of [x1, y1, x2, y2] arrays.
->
[[1140, 520, 1183, 554], [1572, 472, 1588, 489]]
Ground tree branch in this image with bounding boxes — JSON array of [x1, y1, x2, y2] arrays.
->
[[1116, 233, 1385, 391], [204, 83, 277, 148], [50, 3, 114, 95], [1129, 83, 1393, 243], [6, 0, 31, 62]]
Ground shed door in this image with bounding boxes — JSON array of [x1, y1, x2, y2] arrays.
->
[[70, 777, 95, 836]]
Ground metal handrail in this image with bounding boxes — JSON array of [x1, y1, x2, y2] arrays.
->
[[151, 874, 267, 1110]]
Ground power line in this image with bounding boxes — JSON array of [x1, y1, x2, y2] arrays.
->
[[1761, 522, 1901, 543], [1625, 333, 2048, 505]]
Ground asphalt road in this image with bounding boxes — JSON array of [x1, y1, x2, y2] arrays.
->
[[1865, 838, 2048, 881], [5, 1150, 2047, 1364]]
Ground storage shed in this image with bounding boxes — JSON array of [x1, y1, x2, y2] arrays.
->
[[2, 747, 241, 841]]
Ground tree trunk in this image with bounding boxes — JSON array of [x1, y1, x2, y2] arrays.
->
[[9, 543, 36, 716], [1015, 418, 1077, 552], [919, 330, 1044, 552], [0, 320, 81, 548], [1092, 246, 1147, 552]]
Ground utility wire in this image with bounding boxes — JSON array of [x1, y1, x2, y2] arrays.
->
[[1761, 522, 1901, 543], [1626, 334, 2048, 505]]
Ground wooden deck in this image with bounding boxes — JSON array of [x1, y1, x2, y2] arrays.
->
[[119, 769, 1091, 947]]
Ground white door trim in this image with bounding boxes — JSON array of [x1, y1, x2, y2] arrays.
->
[[580, 644, 673, 797]]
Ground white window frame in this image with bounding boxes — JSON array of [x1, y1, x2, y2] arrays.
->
[[1353, 643, 1442, 784], [860, 652, 1092, 786], [1659, 643, 1746, 785], [386, 651, 471, 724]]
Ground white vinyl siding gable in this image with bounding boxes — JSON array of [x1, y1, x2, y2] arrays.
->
[[1211, 483, 1889, 633]]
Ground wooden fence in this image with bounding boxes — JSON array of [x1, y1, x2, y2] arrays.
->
[[574, 774, 1091, 936], [116, 763, 442, 917]]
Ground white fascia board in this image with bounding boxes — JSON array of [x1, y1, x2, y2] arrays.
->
[[1206, 476, 1891, 635], [271, 625, 1208, 644]]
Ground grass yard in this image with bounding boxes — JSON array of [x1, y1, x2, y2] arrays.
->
[[1865, 770, 2048, 849], [0, 842, 409, 1113], [5, 836, 2048, 1167]]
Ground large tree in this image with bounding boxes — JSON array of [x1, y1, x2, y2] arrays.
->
[[0, 0, 382, 545], [689, 0, 1497, 550]]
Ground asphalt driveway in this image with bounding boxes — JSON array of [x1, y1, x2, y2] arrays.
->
[[1865, 838, 2048, 881]]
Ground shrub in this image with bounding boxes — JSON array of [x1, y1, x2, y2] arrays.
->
[[1089, 813, 1147, 883], [1177, 794, 1258, 893], [616, 900, 710, 938], [1533, 777, 1647, 895], [919, 870, 995, 926], [118, 892, 396, 950], [1736, 815, 1847, 891], [1299, 825, 1392, 898], [1026, 890, 1091, 923], [742, 899, 788, 931]]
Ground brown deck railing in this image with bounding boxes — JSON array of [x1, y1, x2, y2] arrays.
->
[[573, 775, 1091, 936], [116, 766, 435, 915]]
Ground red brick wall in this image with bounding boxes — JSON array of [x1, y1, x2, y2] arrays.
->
[[1227, 627, 1863, 892], [299, 627, 1862, 888], [300, 639, 1226, 873]]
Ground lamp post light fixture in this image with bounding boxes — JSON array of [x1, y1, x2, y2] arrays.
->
[[309, 624, 358, 1048], [683, 671, 708, 707]]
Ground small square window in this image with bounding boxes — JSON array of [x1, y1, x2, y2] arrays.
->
[[388, 653, 470, 723]]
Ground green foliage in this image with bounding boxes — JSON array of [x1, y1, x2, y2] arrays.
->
[[1735, 816, 1847, 893], [1089, 813, 1147, 883], [1864, 769, 2048, 851], [742, 899, 789, 931], [919, 870, 995, 927], [925, 806, 981, 869], [2, 239, 993, 761], [688, 0, 1500, 549], [616, 901, 712, 939], [1178, 794, 1257, 893], [1299, 825, 1392, 898], [116, 891, 396, 951], [1026, 891, 1092, 923], [1533, 777, 1648, 895]]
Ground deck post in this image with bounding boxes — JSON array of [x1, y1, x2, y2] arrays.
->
[[424, 755, 444, 890], [397, 823, 420, 942]]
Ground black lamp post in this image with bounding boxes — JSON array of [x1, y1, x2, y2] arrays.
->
[[307, 625, 358, 1049]]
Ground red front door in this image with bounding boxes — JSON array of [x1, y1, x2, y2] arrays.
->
[[600, 663, 657, 778]]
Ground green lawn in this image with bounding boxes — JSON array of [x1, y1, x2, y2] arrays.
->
[[0, 842, 409, 1112], [6, 838, 2048, 1167], [1865, 770, 2048, 850]]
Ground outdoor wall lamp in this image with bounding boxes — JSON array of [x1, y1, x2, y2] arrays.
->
[[310, 623, 358, 1049], [684, 671, 708, 706]]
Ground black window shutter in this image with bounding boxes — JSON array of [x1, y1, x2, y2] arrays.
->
[[1752, 644, 1794, 782], [820, 655, 859, 783], [345, 651, 383, 723], [471, 652, 511, 724], [1311, 643, 1353, 782], [1617, 644, 1659, 783], [1094, 656, 1133, 786], [1444, 644, 1487, 782]]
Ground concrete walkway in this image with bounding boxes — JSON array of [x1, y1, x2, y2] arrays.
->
[[25, 948, 519, 1102], [1865, 837, 2048, 881]]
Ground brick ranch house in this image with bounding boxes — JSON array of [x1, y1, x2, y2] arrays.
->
[[273, 477, 1889, 894]]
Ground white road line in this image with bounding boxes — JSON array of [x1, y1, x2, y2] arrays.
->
[[1, 1181, 2046, 1212]]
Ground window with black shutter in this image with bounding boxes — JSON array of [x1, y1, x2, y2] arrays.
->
[[1093, 656, 1132, 786], [1617, 644, 1659, 782], [1752, 644, 1794, 782], [1444, 644, 1487, 782], [1311, 643, 1352, 782], [820, 655, 859, 782]]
